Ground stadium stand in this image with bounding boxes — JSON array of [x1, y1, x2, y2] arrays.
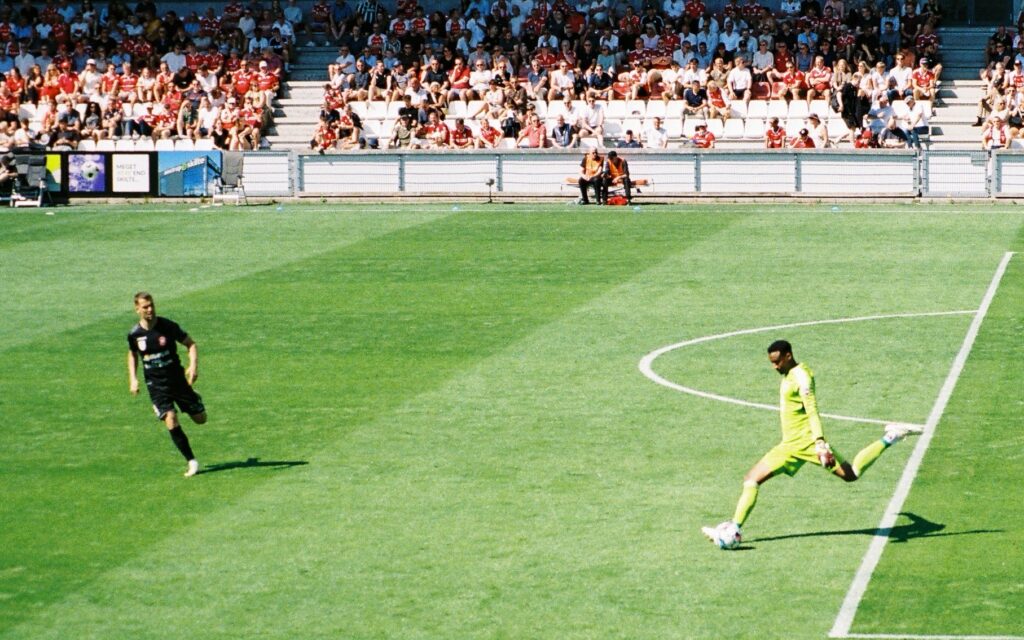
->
[[296, 0, 955, 152], [0, 0, 287, 153]]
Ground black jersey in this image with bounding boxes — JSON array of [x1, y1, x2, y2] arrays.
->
[[127, 317, 189, 386]]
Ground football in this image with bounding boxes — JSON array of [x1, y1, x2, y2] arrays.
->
[[80, 160, 100, 181], [715, 521, 742, 550]]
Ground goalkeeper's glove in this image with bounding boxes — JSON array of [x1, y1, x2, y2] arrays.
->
[[815, 439, 836, 468]]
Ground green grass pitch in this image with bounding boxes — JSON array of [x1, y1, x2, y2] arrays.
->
[[1, 203, 1022, 639]]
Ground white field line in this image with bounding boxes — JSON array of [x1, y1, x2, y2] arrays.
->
[[829, 251, 1016, 639], [638, 310, 976, 427], [843, 630, 1024, 634]]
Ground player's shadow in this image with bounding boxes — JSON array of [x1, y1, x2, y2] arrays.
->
[[196, 457, 308, 475], [751, 512, 1003, 544]]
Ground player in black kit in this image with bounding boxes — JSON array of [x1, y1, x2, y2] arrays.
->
[[127, 292, 206, 477]]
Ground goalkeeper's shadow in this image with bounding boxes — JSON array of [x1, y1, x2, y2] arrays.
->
[[751, 512, 1003, 544], [195, 457, 309, 475]]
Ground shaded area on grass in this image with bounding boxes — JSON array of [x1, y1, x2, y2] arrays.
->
[[196, 458, 308, 475], [752, 512, 1002, 544]]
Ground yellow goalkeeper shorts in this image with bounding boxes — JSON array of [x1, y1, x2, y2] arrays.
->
[[759, 440, 847, 477]]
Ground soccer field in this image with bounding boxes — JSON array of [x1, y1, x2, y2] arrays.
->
[[1, 203, 1022, 640]]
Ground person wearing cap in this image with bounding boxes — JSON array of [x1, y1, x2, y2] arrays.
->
[[806, 112, 829, 148], [790, 127, 815, 148], [389, 113, 415, 148], [691, 122, 715, 148], [901, 94, 929, 149], [910, 56, 936, 103], [78, 57, 102, 97]]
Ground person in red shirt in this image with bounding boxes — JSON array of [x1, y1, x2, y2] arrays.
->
[[775, 61, 805, 103], [805, 55, 832, 105], [684, 0, 706, 21], [770, 42, 792, 75], [533, 44, 557, 69], [764, 117, 787, 148], [233, 61, 253, 96], [741, 0, 762, 21], [256, 61, 279, 101], [516, 112, 549, 148], [311, 115, 337, 153], [619, 6, 641, 35], [790, 127, 816, 148], [118, 61, 138, 101], [853, 127, 876, 148], [57, 64, 78, 98], [449, 118, 474, 148], [691, 122, 715, 148], [474, 118, 502, 148], [911, 57, 936, 102], [417, 110, 450, 149], [446, 57, 471, 102]]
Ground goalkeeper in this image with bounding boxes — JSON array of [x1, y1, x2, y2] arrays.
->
[[703, 339, 922, 548]]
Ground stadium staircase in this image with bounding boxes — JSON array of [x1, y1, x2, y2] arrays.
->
[[268, 30, 998, 151], [267, 45, 338, 151]]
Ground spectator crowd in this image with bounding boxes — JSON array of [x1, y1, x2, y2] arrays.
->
[[312, 0, 945, 151], [0, 0, 295, 153], [977, 16, 1024, 149]]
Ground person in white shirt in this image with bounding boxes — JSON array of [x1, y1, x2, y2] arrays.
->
[[888, 53, 912, 96], [680, 58, 707, 86], [272, 18, 295, 43], [14, 48, 34, 78], [719, 21, 741, 52], [508, 5, 525, 37], [780, 0, 802, 15], [640, 25, 660, 50], [511, 0, 534, 16], [663, 0, 685, 19], [696, 24, 718, 52], [588, 0, 609, 25], [643, 116, 669, 148], [161, 45, 186, 73], [901, 94, 929, 149], [561, 94, 582, 127], [283, 0, 303, 30], [752, 40, 774, 82], [237, 9, 257, 38], [79, 59, 102, 96], [547, 60, 575, 101], [335, 46, 356, 74], [673, 41, 696, 68], [468, 58, 493, 99], [726, 56, 752, 106], [578, 94, 605, 141]]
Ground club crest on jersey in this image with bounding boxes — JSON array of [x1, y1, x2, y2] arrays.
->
[[158, 336, 167, 347], [136, 337, 147, 351]]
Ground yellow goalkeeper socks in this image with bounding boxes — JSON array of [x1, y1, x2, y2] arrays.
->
[[852, 439, 888, 478], [732, 480, 759, 527]]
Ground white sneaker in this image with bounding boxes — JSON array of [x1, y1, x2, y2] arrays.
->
[[184, 459, 199, 478], [884, 422, 924, 443]]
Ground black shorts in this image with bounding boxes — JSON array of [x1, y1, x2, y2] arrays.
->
[[148, 378, 205, 420]]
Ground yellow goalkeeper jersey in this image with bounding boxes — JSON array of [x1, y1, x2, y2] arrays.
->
[[779, 363, 825, 446]]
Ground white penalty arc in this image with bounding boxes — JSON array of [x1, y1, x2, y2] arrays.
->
[[638, 310, 978, 427]]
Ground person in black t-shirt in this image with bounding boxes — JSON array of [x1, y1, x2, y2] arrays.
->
[[127, 292, 207, 477]]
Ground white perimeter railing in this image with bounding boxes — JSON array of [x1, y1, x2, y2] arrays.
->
[[241, 150, 1024, 199]]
